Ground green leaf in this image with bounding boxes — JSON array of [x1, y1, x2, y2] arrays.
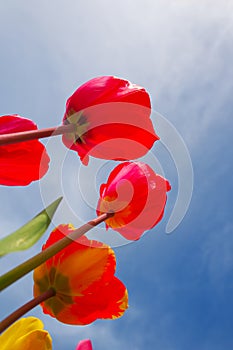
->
[[0, 197, 62, 257]]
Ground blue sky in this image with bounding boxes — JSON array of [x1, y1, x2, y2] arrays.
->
[[1, 1, 233, 349]]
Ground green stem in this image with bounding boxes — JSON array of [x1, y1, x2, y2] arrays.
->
[[0, 288, 56, 333], [0, 124, 76, 145], [0, 212, 113, 291]]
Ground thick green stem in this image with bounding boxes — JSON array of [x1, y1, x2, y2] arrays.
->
[[0, 124, 76, 145], [0, 212, 113, 291], [0, 288, 56, 333]]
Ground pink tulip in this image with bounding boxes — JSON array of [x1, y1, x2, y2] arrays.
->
[[76, 339, 93, 350]]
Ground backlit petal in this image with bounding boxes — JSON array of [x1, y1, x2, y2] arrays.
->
[[46, 277, 128, 325], [37, 224, 116, 294], [33, 225, 128, 325], [62, 76, 158, 164], [76, 339, 93, 350], [97, 162, 171, 240], [0, 317, 52, 350], [0, 115, 50, 186]]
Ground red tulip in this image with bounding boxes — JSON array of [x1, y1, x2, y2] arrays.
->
[[33, 224, 128, 325], [62, 76, 159, 165], [97, 162, 171, 240], [76, 339, 93, 350], [0, 115, 50, 186]]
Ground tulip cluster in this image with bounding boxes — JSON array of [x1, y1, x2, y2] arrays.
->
[[0, 76, 171, 349]]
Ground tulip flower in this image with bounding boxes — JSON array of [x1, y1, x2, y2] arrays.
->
[[0, 115, 50, 186], [97, 161, 171, 240], [62, 76, 159, 165], [76, 339, 93, 350], [0, 317, 52, 350], [33, 224, 128, 325]]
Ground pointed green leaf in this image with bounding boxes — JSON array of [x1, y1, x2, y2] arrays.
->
[[0, 197, 62, 257]]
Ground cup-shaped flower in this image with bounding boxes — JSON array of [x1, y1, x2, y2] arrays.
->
[[33, 224, 128, 325], [96, 161, 171, 240], [0, 115, 50, 186], [76, 339, 93, 350], [0, 317, 52, 350], [62, 76, 159, 165]]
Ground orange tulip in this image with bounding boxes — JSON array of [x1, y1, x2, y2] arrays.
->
[[33, 224, 128, 325]]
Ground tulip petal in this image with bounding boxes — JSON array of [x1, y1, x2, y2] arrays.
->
[[45, 276, 128, 325], [37, 225, 116, 294], [76, 339, 93, 350], [0, 115, 50, 186], [0, 317, 52, 350], [65, 76, 151, 112]]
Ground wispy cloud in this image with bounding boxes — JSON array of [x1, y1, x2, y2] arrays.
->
[[1, 1, 233, 349]]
